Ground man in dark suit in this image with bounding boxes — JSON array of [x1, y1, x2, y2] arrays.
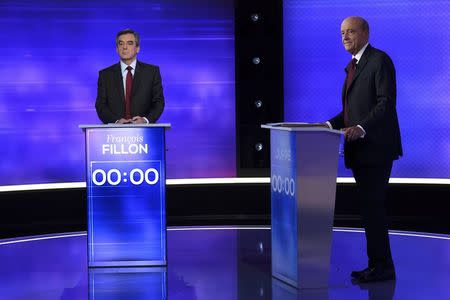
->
[[327, 16, 402, 282], [95, 29, 165, 124]]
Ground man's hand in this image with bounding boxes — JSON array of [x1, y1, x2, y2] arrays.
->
[[132, 116, 147, 124], [117, 118, 132, 124], [343, 126, 365, 141], [318, 122, 331, 129]]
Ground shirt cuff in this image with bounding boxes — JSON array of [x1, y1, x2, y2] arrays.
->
[[357, 125, 366, 138], [143, 117, 150, 124], [325, 121, 332, 129]]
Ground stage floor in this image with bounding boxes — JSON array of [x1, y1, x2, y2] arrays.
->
[[0, 226, 449, 300]]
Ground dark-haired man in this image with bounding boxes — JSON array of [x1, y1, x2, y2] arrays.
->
[[95, 29, 165, 124], [327, 16, 402, 283]]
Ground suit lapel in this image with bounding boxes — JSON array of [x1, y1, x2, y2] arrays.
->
[[132, 61, 142, 99], [113, 63, 125, 102], [341, 81, 346, 104], [347, 44, 371, 91]]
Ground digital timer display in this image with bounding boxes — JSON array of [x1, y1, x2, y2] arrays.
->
[[90, 161, 161, 186], [92, 167, 159, 186]]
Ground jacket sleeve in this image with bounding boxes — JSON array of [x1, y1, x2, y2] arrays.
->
[[146, 67, 165, 123], [329, 110, 345, 130], [95, 71, 121, 124]]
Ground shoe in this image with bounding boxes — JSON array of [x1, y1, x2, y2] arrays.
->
[[351, 267, 371, 279], [357, 266, 396, 283]]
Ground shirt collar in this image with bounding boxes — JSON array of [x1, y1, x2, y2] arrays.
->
[[353, 43, 369, 63], [120, 59, 137, 73]]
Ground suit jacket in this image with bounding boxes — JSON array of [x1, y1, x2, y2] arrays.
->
[[329, 45, 402, 168], [95, 60, 165, 123]]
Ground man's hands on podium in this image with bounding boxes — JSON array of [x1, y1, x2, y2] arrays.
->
[[117, 118, 132, 124], [343, 126, 365, 141], [318, 123, 331, 128], [319, 122, 365, 141], [131, 116, 147, 124], [116, 116, 148, 124]]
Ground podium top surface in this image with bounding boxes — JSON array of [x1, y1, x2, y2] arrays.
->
[[79, 123, 171, 130], [261, 123, 343, 135]]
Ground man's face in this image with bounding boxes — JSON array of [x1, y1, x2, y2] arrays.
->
[[341, 18, 368, 55], [116, 33, 140, 62]]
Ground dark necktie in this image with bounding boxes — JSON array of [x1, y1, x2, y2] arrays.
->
[[344, 58, 357, 126], [125, 66, 133, 119]]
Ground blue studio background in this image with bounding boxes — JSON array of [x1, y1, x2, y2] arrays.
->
[[284, 0, 450, 179], [0, 0, 235, 185]]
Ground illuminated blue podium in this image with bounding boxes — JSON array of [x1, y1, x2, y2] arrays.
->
[[262, 123, 343, 289], [80, 124, 170, 267]]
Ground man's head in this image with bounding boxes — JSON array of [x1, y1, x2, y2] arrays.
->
[[341, 17, 369, 55], [116, 29, 140, 64]]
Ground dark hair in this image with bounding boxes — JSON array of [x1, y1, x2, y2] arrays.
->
[[116, 29, 140, 46]]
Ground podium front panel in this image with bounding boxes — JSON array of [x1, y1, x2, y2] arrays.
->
[[85, 127, 166, 267], [264, 123, 342, 289], [270, 130, 298, 286]]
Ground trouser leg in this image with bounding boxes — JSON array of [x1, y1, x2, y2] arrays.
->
[[352, 162, 394, 268]]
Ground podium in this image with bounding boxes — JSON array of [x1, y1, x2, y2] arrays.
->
[[262, 123, 343, 289], [80, 124, 170, 267]]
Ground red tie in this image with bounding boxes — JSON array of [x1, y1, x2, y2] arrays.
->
[[344, 58, 357, 127], [124, 66, 133, 119]]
